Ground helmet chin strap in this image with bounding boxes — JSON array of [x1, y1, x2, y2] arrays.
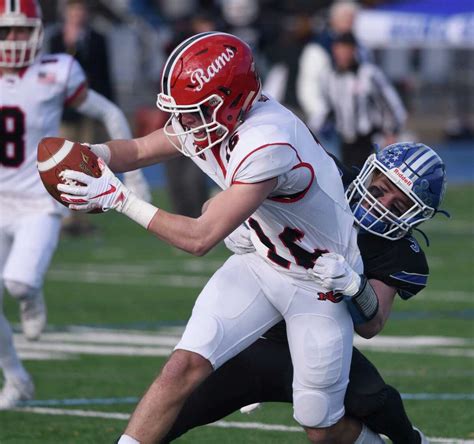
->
[[435, 209, 451, 218]]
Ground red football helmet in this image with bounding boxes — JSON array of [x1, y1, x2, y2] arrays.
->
[[156, 32, 261, 157], [0, 0, 43, 68]]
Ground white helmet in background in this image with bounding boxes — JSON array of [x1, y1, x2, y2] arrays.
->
[[0, 0, 43, 68]]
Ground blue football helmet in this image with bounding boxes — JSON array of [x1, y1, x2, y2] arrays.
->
[[346, 142, 447, 240]]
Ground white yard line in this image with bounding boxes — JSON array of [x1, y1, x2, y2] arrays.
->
[[47, 268, 208, 288], [13, 406, 474, 443], [416, 290, 473, 303], [14, 329, 473, 360], [46, 265, 474, 305]]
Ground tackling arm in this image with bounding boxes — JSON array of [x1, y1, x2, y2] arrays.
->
[[355, 279, 396, 339], [308, 252, 397, 338]]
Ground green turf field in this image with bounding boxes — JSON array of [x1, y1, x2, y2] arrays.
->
[[1, 185, 473, 443]]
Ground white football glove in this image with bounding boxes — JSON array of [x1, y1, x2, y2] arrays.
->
[[57, 159, 158, 229], [307, 252, 361, 296], [224, 224, 256, 254], [58, 158, 129, 212], [123, 170, 152, 203], [82, 142, 112, 165]]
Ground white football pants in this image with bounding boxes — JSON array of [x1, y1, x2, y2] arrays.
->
[[0, 201, 61, 289], [175, 252, 354, 428]]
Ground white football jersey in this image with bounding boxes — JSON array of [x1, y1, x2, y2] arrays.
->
[[0, 53, 86, 206], [178, 95, 362, 280]]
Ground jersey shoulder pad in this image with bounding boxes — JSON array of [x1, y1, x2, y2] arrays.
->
[[229, 143, 299, 185], [227, 122, 299, 185]]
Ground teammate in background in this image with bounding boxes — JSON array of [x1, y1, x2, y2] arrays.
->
[[56, 32, 383, 444], [161, 142, 446, 444], [0, 0, 150, 409]]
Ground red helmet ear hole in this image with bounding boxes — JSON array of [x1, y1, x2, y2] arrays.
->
[[218, 87, 231, 96], [230, 93, 243, 109]]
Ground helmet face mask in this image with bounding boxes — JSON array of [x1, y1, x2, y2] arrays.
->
[[346, 143, 446, 240], [156, 32, 261, 157], [0, 0, 43, 68], [157, 92, 228, 157]]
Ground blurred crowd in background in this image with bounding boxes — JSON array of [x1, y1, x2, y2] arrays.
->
[[37, 0, 474, 215], [38, 0, 474, 138]]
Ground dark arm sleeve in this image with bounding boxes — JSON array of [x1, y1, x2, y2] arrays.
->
[[359, 233, 429, 300]]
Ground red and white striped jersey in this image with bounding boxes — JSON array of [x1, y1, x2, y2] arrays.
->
[[177, 95, 362, 280]]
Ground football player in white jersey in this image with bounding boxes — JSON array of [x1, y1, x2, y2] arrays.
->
[[0, 0, 150, 409], [57, 32, 382, 444]]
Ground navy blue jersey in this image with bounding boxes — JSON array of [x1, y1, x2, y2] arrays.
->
[[358, 232, 428, 300]]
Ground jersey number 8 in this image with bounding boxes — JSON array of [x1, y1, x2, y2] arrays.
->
[[0, 107, 26, 168]]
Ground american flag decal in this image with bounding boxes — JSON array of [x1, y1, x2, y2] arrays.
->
[[38, 71, 56, 83]]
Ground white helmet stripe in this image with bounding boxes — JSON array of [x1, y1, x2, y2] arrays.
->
[[404, 145, 430, 166], [5, 0, 20, 14], [408, 150, 437, 172], [416, 155, 440, 176]]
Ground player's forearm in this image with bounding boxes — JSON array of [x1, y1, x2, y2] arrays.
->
[[355, 279, 395, 339], [105, 130, 180, 172], [147, 210, 221, 256], [101, 139, 142, 172], [354, 310, 385, 339]]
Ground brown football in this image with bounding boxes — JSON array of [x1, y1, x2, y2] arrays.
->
[[37, 137, 103, 212]]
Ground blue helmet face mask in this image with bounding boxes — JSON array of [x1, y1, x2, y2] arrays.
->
[[346, 142, 447, 240]]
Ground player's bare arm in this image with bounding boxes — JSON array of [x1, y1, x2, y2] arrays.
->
[[56, 154, 277, 256], [70, 120, 180, 173], [105, 127, 181, 173], [355, 279, 396, 338], [147, 179, 277, 256]]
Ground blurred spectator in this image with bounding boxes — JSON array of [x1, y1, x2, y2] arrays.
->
[[308, 32, 406, 168], [158, 0, 198, 21], [46, 0, 115, 235], [220, 0, 275, 77], [46, 0, 115, 142], [129, 0, 165, 28], [297, 1, 370, 131]]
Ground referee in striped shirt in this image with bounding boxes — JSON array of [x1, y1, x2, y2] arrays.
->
[[306, 32, 407, 169]]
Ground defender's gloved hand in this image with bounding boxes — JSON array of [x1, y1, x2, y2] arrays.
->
[[308, 252, 361, 296], [308, 253, 379, 323]]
